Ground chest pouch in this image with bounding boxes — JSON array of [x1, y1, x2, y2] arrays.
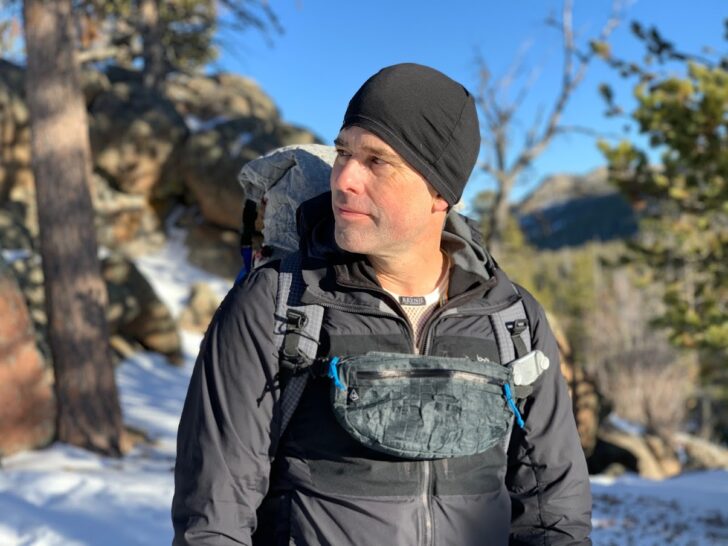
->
[[328, 351, 542, 460]]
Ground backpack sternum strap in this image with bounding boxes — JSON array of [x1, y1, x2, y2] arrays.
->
[[280, 309, 311, 370]]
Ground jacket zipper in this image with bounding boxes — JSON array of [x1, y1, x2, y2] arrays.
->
[[332, 283, 437, 546], [419, 293, 523, 355], [415, 291, 521, 546], [422, 459, 433, 546], [311, 279, 516, 546]]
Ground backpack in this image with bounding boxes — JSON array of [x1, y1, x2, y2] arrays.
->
[[236, 145, 542, 449], [236, 144, 336, 280]]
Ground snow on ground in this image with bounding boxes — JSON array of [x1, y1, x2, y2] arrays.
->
[[0, 340, 197, 546], [591, 472, 728, 545], [1, 225, 727, 545], [132, 206, 233, 317]]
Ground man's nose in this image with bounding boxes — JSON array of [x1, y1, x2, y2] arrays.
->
[[331, 157, 365, 195]]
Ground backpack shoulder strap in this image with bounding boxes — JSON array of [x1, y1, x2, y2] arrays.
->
[[490, 284, 553, 441], [490, 284, 533, 441], [489, 283, 532, 363], [274, 251, 324, 440]]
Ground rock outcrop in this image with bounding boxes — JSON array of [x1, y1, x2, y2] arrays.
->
[[178, 102, 320, 231], [0, 60, 33, 225], [516, 168, 638, 249], [179, 282, 222, 334], [1, 61, 322, 273], [165, 72, 279, 123], [102, 253, 183, 364], [89, 81, 189, 198], [0, 61, 329, 456], [92, 173, 164, 255], [0, 255, 55, 456]]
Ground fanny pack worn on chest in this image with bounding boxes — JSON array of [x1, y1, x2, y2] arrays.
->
[[326, 350, 549, 459], [270, 252, 549, 459]]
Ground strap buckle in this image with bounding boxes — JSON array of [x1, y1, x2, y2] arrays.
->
[[507, 319, 528, 335], [286, 309, 309, 330]]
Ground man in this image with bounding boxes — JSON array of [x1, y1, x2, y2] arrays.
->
[[172, 63, 592, 545]]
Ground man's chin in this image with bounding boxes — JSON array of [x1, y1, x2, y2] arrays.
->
[[334, 230, 372, 255]]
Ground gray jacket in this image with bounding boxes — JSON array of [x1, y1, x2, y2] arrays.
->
[[172, 193, 592, 545]]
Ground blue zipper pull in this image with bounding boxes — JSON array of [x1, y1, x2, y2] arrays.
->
[[327, 356, 346, 391], [503, 383, 525, 429]]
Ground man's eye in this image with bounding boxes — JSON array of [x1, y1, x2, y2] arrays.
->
[[371, 156, 386, 165], [335, 148, 351, 158]]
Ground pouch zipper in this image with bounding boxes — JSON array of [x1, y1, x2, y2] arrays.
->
[[356, 369, 504, 385]]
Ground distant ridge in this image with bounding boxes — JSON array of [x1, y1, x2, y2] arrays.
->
[[516, 167, 638, 249]]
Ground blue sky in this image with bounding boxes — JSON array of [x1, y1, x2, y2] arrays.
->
[[214, 0, 726, 206]]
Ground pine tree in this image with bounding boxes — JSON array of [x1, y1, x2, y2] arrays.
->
[[23, 0, 123, 456]]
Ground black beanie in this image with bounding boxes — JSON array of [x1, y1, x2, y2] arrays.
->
[[341, 63, 480, 205]]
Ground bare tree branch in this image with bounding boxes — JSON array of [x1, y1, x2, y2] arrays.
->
[[474, 0, 625, 249], [77, 44, 128, 64], [510, 0, 622, 176], [555, 124, 624, 140], [478, 157, 495, 175]]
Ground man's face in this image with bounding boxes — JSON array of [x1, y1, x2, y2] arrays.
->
[[331, 126, 448, 258]]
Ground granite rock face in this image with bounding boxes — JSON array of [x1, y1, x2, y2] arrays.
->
[[0, 255, 55, 456]]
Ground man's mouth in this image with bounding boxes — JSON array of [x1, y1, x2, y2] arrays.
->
[[335, 206, 369, 218]]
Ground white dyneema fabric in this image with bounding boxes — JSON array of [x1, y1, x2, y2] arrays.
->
[[238, 144, 336, 259]]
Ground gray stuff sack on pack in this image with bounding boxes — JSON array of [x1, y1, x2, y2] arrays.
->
[[328, 351, 548, 459]]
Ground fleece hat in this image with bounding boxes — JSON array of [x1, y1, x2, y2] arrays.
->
[[341, 63, 480, 205]]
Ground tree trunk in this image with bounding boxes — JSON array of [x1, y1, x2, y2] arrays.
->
[[698, 392, 714, 440], [486, 174, 514, 253], [23, 0, 123, 456], [140, 0, 165, 90]]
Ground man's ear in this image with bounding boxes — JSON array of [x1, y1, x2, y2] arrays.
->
[[432, 195, 449, 213]]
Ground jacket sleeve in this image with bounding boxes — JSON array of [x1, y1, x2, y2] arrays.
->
[[171, 267, 281, 546], [506, 287, 592, 546]]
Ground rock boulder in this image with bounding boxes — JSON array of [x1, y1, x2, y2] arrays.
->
[[0, 60, 32, 207], [102, 253, 183, 364], [179, 282, 222, 333], [89, 81, 189, 198], [181, 117, 319, 230], [92, 173, 164, 256], [0, 255, 55, 456], [165, 72, 279, 124]]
